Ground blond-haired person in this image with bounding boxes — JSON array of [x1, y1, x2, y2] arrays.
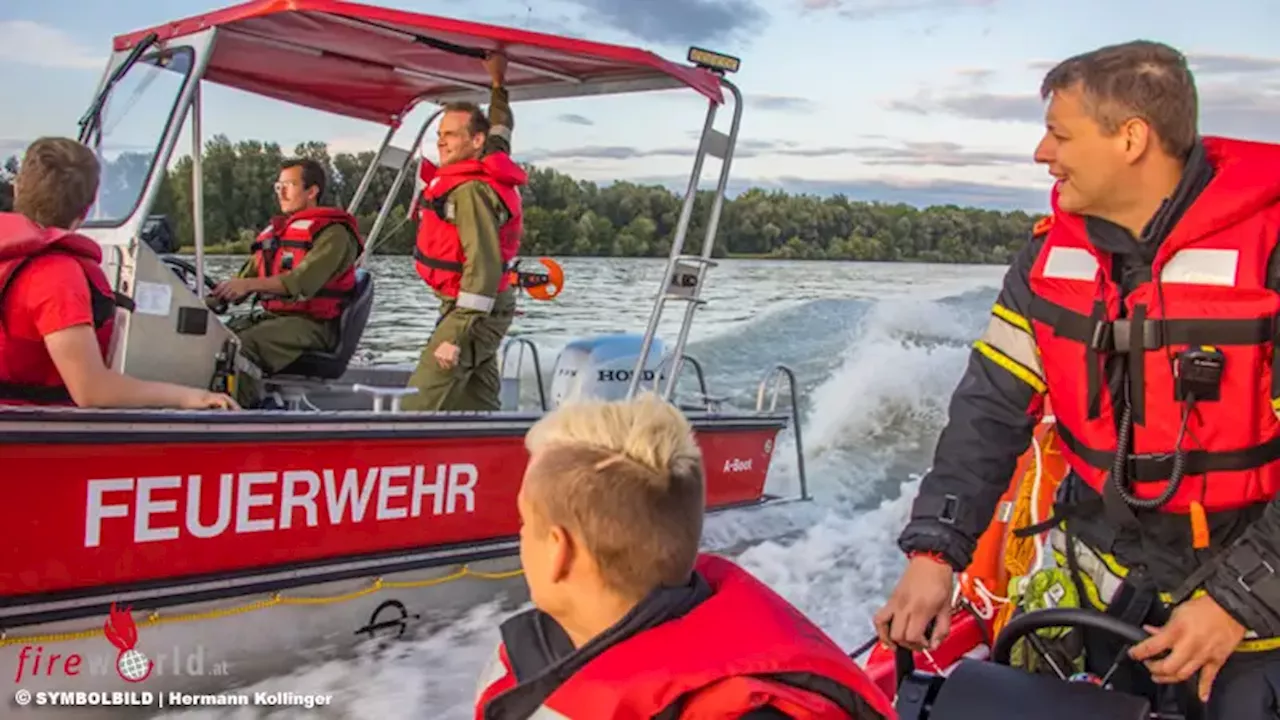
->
[[474, 394, 895, 720]]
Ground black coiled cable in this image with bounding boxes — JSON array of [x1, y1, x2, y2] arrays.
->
[[1109, 395, 1193, 510]]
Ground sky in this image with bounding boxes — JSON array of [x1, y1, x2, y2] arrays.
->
[[3, 0, 1280, 211]]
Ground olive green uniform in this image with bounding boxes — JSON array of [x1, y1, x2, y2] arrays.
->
[[228, 222, 360, 407], [401, 86, 517, 412]]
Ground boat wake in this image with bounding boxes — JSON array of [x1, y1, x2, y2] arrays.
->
[[152, 286, 998, 720]]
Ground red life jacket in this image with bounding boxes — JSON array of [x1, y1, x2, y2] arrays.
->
[[474, 553, 896, 720], [252, 206, 363, 321], [0, 212, 118, 405], [1027, 136, 1280, 515], [414, 152, 526, 306]]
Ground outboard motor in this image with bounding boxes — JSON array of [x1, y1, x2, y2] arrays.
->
[[548, 333, 668, 407]]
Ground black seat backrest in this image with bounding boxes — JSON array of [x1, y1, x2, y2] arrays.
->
[[277, 267, 374, 380], [924, 659, 1150, 720]]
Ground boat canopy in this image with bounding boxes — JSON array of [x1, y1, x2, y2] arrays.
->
[[110, 0, 728, 125]]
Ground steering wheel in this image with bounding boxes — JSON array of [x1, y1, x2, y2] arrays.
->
[[160, 255, 229, 314], [992, 607, 1204, 719]]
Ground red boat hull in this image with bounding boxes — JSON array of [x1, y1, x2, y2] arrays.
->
[[0, 409, 786, 599]]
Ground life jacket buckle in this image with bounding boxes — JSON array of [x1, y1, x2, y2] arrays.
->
[[1107, 319, 1164, 354], [1239, 558, 1275, 594], [1229, 536, 1278, 594], [1089, 320, 1113, 352]]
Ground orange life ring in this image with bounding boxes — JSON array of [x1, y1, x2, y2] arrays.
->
[[506, 257, 564, 301]]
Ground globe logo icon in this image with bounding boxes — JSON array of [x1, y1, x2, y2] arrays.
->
[[103, 603, 154, 683], [117, 649, 151, 682]]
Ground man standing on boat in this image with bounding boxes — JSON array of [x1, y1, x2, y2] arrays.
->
[[874, 40, 1280, 717], [401, 51, 527, 412], [476, 393, 895, 719], [0, 137, 237, 409], [210, 157, 364, 408]]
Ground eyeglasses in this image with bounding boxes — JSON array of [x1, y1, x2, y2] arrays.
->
[[273, 180, 302, 192]]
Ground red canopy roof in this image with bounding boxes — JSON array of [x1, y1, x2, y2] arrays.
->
[[111, 0, 726, 125]]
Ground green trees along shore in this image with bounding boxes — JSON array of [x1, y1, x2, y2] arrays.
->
[[0, 137, 1046, 264]]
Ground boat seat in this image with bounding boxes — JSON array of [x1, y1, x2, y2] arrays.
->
[[276, 268, 374, 381], [904, 659, 1150, 720]]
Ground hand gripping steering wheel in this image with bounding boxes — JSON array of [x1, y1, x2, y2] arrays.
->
[[991, 607, 1205, 720]]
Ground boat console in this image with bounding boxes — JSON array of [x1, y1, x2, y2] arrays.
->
[[110, 231, 245, 392], [895, 608, 1202, 720]]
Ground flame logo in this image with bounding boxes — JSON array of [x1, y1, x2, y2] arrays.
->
[[103, 603, 153, 683]]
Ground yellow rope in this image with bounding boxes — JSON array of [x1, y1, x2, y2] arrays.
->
[[992, 426, 1065, 638], [0, 564, 524, 647]]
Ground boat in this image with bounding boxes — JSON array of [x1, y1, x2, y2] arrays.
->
[[858, 403, 1205, 719], [0, 0, 811, 707]]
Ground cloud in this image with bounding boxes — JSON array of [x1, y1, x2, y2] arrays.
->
[[557, 113, 595, 126], [749, 94, 816, 112], [474, 11, 585, 40], [850, 141, 1027, 167], [660, 91, 816, 113], [1189, 54, 1280, 76], [887, 53, 1280, 140], [626, 173, 1046, 211], [800, 0, 998, 18], [561, 0, 767, 45], [525, 138, 1025, 167], [955, 68, 995, 86], [886, 91, 1044, 124], [1027, 53, 1280, 77], [0, 139, 31, 159], [0, 21, 102, 70]]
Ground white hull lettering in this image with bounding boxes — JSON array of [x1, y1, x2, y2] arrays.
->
[[84, 464, 480, 547]]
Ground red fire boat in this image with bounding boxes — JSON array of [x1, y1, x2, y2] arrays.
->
[[0, 0, 810, 703]]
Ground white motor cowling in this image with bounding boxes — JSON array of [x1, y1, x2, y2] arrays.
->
[[548, 333, 669, 408]]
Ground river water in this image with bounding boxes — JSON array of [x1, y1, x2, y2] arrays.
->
[[157, 255, 1007, 719]]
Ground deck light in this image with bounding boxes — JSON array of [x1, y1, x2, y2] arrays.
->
[[687, 47, 740, 74]]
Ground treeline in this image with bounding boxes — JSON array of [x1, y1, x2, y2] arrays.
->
[[0, 136, 1045, 263]]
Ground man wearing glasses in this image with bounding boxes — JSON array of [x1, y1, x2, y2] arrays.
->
[[210, 157, 363, 408]]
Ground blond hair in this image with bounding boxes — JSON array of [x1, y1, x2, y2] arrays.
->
[[523, 393, 705, 599]]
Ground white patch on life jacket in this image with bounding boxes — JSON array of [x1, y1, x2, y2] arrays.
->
[[1041, 246, 1098, 281], [1160, 248, 1239, 287], [288, 219, 315, 231]]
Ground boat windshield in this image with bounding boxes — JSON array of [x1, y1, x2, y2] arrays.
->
[[81, 45, 195, 229]]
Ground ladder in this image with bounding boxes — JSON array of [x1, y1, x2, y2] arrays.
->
[[625, 76, 745, 402]]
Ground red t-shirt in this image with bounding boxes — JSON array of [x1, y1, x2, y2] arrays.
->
[[1, 254, 95, 401]]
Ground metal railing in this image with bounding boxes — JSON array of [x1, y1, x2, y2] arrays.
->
[[756, 363, 809, 501], [500, 337, 548, 411]]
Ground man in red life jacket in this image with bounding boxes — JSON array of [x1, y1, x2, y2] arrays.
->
[[0, 137, 235, 409], [475, 394, 895, 720], [401, 51, 527, 412], [211, 157, 363, 407], [875, 40, 1280, 718]]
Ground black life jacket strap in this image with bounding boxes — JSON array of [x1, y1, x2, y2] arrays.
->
[[419, 193, 451, 222], [652, 671, 890, 720], [413, 246, 464, 274], [1057, 422, 1280, 482], [0, 382, 73, 403], [1029, 296, 1275, 352]]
